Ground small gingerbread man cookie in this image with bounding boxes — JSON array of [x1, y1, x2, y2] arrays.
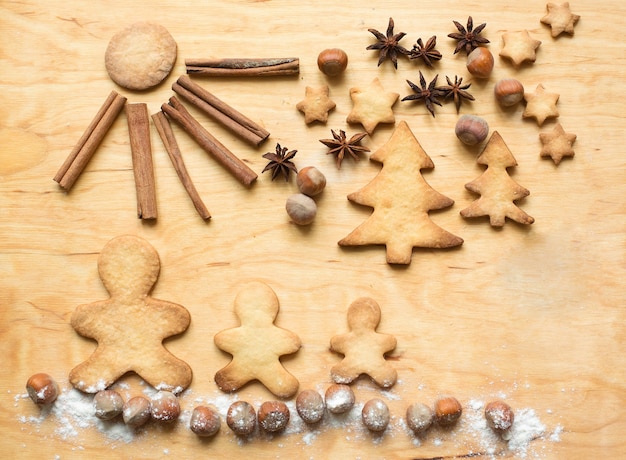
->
[[214, 281, 301, 398], [69, 235, 192, 393], [330, 297, 397, 388]]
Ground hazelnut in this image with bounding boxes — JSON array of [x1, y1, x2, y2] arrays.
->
[[485, 400, 515, 438], [190, 405, 221, 437], [296, 166, 326, 197], [286, 193, 317, 225], [405, 402, 434, 434], [466, 47, 494, 78], [494, 78, 525, 107], [226, 401, 256, 436], [434, 396, 463, 426], [93, 390, 124, 420], [324, 383, 355, 414], [26, 373, 59, 405], [257, 400, 290, 432], [123, 396, 151, 428], [361, 398, 390, 432], [296, 389, 325, 424], [317, 48, 348, 76], [150, 390, 180, 422], [455, 114, 489, 146]]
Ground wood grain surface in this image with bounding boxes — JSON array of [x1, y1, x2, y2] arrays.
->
[[1, 1, 625, 458]]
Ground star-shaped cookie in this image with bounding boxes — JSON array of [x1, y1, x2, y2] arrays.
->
[[541, 2, 580, 37], [539, 123, 576, 164], [296, 85, 336, 124], [330, 297, 397, 388], [523, 84, 560, 126], [346, 78, 399, 134], [499, 30, 542, 67]]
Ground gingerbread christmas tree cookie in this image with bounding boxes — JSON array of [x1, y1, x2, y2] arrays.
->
[[346, 77, 399, 134], [338, 121, 463, 264], [330, 297, 397, 388], [460, 131, 534, 226], [214, 281, 301, 398], [69, 235, 192, 393]]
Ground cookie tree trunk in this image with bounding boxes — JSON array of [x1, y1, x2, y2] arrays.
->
[[338, 121, 463, 264]]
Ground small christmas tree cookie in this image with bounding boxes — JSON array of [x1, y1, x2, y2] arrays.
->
[[460, 131, 534, 226]]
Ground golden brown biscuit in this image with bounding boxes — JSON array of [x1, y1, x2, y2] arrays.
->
[[69, 235, 192, 393], [499, 30, 542, 67], [539, 123, 576, 164], [338, 121, 463, 264], [523, 83, 560, 126], [330, 297, 397, 388], [296, 85, 336, 123], [105, 22, 177, 90], [214, 281, 301, 398], [460, 131, 535, 226], [346, 78, 399, 134], [540, 2, 580, 37]]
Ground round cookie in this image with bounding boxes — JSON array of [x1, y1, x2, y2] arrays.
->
[[105, 22, 177, 91]]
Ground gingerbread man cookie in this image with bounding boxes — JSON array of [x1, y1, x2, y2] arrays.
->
[[330, 297, 397, 388], [214, 281, 301, 398], [69, 235, 192, 393]]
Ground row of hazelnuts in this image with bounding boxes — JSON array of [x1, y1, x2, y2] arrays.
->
[[26, 373, 514, 439]]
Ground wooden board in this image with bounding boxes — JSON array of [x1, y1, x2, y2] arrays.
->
[[2, 0, 625, 458]]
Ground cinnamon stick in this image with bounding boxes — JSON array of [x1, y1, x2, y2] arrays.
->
[[161, 96, 257, 186], [185, 58, 299, 77], [173, 75, 270, 147], [151, 111, 211, 220], [126, 103, 157, 220], [54, 90, 127, 190]]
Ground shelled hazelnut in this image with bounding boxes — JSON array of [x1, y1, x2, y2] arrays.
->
[[361, 398, 390, 432], [324, 383, 355, 414], [150, 390, 180, 422], [26, 373, 59, 405], [466, 47, 494, 78], [123, 396, 151, 428], [485, 400, 515, 439], [286, 193, 317, 225], [434, 396, 463, 426], [190, 405, 221, 437], [296, 166, 326, 197], [455, 114, 489, 145], [257, 400, 290, 432], [406, 402, 434, 434], [296, 389, 326, 424], [93, 389, 124, 420], [494, 78, 525, 107], [317, 48, 348, 76], [226, 401, 256, 436]]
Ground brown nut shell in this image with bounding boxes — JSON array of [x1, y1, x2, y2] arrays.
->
[[466, 47, 494, 78], [296, 389, 325, 424], [286, 193, 317, 225], [296, 166, 326, 197], [258, 400, 290, 432], [455, 114, 489, 146], [226, 401, 256, 435], [26, 373, 59, 405], [406, 402, 434, 434], [362, 398, 390, 432], [324, 383, 355, 414], [434, 396, 462, 426], [317, 48, 348, 76], [485, 400, 515, 433], [150, 391, 180, 422], [94, 390, 124, 420], [123, 396, 151, 428], [494, 78, 525, 107], [190, 405, 221, 437]]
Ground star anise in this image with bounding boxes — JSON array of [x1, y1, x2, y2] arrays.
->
[[447, 16, 490, 55], [262, 143, 297, 181], [319, 129, 370, 169], [366, 17, 410, 69], [438, 75, 475, 112], [409, 36, 442, 68], [401, 71, 444, 117]]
